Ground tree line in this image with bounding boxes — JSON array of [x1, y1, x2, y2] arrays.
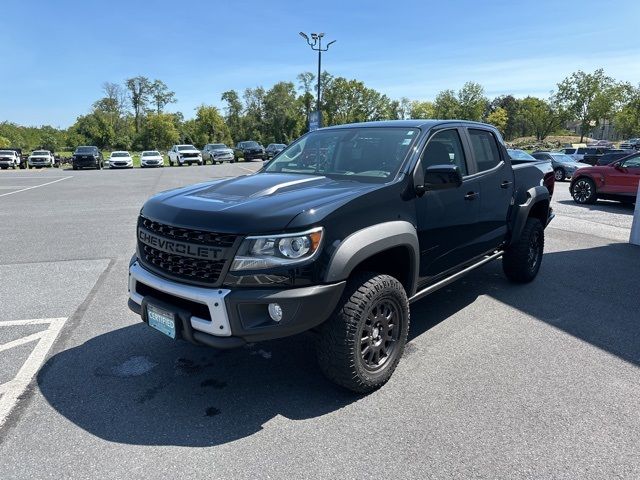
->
[[1, 68, 639, 152]]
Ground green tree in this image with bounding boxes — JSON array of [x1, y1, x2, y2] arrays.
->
[[519, 97, 566, 141], [433, 89, 460, 119], [555, 69, 624, 141], [125, 76, 153, 133], [409, 100, 435, 119], [138, 113, 180, 150], [490, 95, 522, 140], [263, 82, 303, 143], [0, 136, 10, 148], [614, 85, 640, 138], [221, 90, 244, 142], [457, 82, 488, 121], [150, 80, 177, 114], [193, 105, 233, 146], [486, 107, 508, 135]]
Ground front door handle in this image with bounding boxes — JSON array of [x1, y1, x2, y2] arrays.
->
[[500, 180, 513, 189], [465, 191, 479, 200]]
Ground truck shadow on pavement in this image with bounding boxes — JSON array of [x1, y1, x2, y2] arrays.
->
[[555, 199, 636, 215], [37, 242, 640, 447]]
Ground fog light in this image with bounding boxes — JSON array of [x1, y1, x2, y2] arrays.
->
[[268, 303, 283, 322]]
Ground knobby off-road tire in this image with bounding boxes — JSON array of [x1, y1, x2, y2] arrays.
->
[[503, 218, 544, 283], [316, 272, 410, 393]]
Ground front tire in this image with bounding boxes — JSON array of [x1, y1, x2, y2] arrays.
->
[[571, 177, 597, 204], [503, 218, 544, 283], [316, 273, 410, 393]]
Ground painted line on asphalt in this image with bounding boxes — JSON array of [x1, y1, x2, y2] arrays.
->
[[237, 165, 258, 174], [0, 317, 67, 429], [0, 176, 72, 198]]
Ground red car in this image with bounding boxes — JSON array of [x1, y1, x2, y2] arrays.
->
[[570, 153, 640, 204]]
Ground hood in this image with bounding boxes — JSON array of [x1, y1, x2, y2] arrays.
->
[[178, 149, 200, 154], [568, 162, 590, 168], [141, 172, 385, 234]]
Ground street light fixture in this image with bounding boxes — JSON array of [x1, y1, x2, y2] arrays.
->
[[299, 31, 336, 128]]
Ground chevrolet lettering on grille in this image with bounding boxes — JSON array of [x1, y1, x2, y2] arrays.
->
[[138, 228, 224, 260]]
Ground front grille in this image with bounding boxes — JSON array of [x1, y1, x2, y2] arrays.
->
[[140, 244, 225, 283], [182, 152, 199, 158], [137, 216, 238, 285], [139, 216, 236, 247]]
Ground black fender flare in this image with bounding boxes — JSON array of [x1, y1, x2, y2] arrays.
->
[[509, 186, 550, 246], [324, 221, 420, 296]]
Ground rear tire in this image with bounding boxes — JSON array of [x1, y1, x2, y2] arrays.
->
[[503, 218, 544, 284], [554, 168, 566, 182], [571, 177, 597, 204], [316, 273, 410, 393]]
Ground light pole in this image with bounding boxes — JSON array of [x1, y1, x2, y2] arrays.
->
[[299, 32, 336, 129]]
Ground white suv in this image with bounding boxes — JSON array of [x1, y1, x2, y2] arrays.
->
[[168, 145, 202, 166]]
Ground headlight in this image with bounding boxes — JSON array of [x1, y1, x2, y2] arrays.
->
[[230, 227, 323, 271]]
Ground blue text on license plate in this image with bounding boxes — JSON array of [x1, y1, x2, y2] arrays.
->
[[147, 304, 176, 339]]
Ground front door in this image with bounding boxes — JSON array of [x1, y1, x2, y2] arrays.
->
[[415, 128, 481, 279], [604, 155, 640, 195]]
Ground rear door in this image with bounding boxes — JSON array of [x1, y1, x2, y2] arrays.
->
[[415, 127, 481, 278], [463, 127, 514, 253]]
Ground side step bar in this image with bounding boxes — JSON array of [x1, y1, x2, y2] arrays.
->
[[409, 251, 504, 304]]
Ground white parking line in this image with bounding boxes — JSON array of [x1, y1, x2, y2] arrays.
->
[[0, 176, 72, 198], [0, 317, 67, 429], [237, 166, 258, 174]]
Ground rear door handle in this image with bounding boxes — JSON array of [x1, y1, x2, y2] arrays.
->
[[500, 180, 513, 189], [465, 191, 479, 200]]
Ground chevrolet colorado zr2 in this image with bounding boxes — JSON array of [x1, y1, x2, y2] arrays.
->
[[128, 120, 554, 393]]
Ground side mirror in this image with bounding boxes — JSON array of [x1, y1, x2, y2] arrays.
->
[[614, 162, 624, 170], [415, 164, 463, 195]]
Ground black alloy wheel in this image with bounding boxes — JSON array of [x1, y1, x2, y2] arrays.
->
[[571, 178, 597, 204]]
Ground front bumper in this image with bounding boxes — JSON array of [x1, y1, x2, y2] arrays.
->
[[0, 160, 14, 166], [29, 159, 53, 166], [213, 153, 234, 162], [242, 151, 265, 160], [128, 260, 345, 347], [109, 161, 133, 168], [73, 158, 99, 167], [141, 160, 163, 167]]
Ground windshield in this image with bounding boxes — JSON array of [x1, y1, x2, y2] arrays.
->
[[32, 150, 49, 155], [178, 145, 197, 151], [240, 141, 260, 148], [142, 151, 160, 156], [210, 144, 227, 149], [0, 150, 14, 155], [75, 146, 95, 154], [507, 149, 536, 161], [111, 152, 130, 157], [264, 127, 419, 183], [550, 153, 574, 162]]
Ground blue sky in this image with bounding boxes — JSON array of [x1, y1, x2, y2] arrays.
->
[[2, 0, 639, 127]]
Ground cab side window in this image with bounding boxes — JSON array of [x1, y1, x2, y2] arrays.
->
[[420, 129, 468, 176], [468, 129, 502, 172], [622, 156, 640, 168]]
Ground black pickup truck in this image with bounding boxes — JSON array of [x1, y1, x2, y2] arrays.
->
[[128, 120, 554, 392]]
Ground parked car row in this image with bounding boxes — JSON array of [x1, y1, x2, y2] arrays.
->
[[507, 148, 638, 206]]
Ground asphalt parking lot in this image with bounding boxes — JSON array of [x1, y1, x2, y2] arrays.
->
[[0, 165, 638, 479]]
